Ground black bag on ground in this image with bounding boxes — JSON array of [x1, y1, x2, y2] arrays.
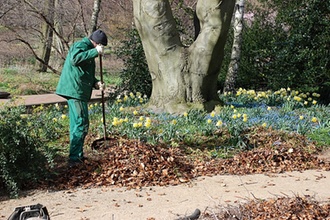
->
[[7, 203, 50, 220]]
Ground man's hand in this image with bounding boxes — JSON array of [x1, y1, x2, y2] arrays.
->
[[96, 44, 104, 55], [95, 81, 105, 91]]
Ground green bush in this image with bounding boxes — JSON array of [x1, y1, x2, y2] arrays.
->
[[226, 0, 330, 103], [115, 28, 151, 97], [0, 105, 62, 197]]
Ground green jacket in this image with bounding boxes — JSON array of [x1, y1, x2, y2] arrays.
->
[[56, 37, 99, 102]]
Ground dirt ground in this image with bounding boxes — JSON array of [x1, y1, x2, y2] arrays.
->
[[1, 169, 329, 220]]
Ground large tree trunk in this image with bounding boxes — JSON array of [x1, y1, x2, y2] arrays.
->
[[133, 0, 235, 113], [224, 0, 245, 93]]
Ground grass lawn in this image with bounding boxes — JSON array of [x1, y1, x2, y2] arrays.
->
[[0, 65, 121, 95]]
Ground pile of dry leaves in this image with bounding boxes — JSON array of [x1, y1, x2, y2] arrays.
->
[[44, 127, 329, 219], [48, 127, 329, 190], [203, 196, 330, 219]]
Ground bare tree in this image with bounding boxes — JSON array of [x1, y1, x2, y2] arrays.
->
[[39, 0, 55, 72], [133, 0, 235, 113], [53, 0, 65, 66], [224, 0, 245, 93], [0, 0, 101, 73], [90, 0, 101, 34]]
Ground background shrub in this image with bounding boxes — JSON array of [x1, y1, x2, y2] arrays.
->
[[114, 28, 151, 97], [0, 105, 62, 197], [222, 0, 330, 103]]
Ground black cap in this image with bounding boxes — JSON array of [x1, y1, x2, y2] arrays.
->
[[89, 30, 108, 46]]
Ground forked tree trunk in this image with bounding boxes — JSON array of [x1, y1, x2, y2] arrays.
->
[[133, 0, 235, 113]]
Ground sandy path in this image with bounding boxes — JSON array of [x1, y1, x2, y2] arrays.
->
[[1, 170, 329, 220]]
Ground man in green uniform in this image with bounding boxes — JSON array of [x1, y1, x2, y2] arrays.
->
[[56, 30, 108, 165]]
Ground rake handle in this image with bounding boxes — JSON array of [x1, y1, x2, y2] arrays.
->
[[99, 54, 107, 143]]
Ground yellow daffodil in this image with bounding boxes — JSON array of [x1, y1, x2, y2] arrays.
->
[[311, 117, 318, 123], [242, 114, 248, 122], [207, 119, 212, 124], [144, 121, 151, 128], [232, 114, 237, 119], [216, 120, 223, 127], [55, 103, 60, 110], [210, 111, 216, 117], [293, 96, 302, 102], [183, 112, 188, 117], [262, 122, 267, 127], [171, 119, 177, 125], [145, 117, 151, 123], [299, 115, 304, 120], [312, 100, 317, 105], [133, 110, 138, 115], [61, 114, 67, 119]]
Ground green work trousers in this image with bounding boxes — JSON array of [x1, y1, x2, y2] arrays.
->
[[67, 99, 89, 162]]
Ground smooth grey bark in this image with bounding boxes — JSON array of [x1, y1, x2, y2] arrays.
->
[[133, 0, 235, 113], [224, 0, 245, 93]]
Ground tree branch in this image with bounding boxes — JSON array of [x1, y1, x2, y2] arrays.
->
[[23, 0, 69, 49], [11, 33, 59, 74]]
